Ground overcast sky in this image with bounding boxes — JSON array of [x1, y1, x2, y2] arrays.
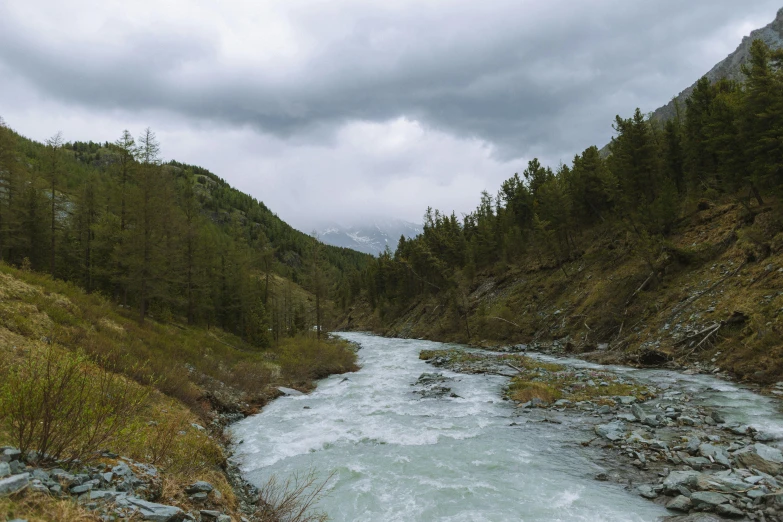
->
[[0, 1, 780, 231]]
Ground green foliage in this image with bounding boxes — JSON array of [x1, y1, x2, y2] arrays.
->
[[0, 346, 149, 463], [277, 336, 358, 384]]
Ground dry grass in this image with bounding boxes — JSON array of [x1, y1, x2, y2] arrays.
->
[[0, 491, 100, 522]]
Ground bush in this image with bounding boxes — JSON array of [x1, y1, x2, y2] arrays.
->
[[0, 346, 149, 463], [278, 337, 358, 383], [255, 469, 333, 522]]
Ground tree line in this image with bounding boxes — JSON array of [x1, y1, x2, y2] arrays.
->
[[361, 40, 783, 316], [0, 123, 369, 347]]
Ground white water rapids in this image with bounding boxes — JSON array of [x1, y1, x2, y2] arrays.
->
[[230, 333, 783, 521]]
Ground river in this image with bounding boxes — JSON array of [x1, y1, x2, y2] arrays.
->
[[230, 333, 783, 521]]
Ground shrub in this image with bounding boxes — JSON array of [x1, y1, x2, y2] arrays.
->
[[278, 337, 358, 383], [0, 346, 149, 463], [255, 469, 333, 522]]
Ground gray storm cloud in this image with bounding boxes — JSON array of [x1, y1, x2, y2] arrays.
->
[[0, 0, 780, 228]]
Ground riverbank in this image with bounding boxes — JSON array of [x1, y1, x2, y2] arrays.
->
[[420, 344, 783, 521]]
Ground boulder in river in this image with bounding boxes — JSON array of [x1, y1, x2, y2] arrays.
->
[[277, 386, 304, 397]]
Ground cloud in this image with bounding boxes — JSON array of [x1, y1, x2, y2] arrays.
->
[[0, 0, 780, 228]]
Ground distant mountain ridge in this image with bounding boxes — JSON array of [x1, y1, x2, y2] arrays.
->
[[651, 7, 783, 122], [318, 218, 423, 256]]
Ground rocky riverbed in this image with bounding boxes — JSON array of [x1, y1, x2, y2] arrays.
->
[[420, 347, 783, 521]]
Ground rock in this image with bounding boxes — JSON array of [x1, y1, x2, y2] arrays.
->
[[637, 484, 658, 499], [69, 482, 95, 494], [710, 411, 726, 424], [734, 443, 783, 475], [553, 399, 572, 408], [31, 469, 49, 481], [754, 430, 778, 442], [0, 473, 29, 495], [84, 490, 127, 501], [112, 462, 134, 478], [185, 481, 213, 494], [199, 511, 223, 520], [667, 495, 693, 512], [0, 462, 10, 478], [125, 497, 184, 521], [617, 396, 637, 405], [189, 492, 208, 502], [685, 456, 712, 470], [715, 503, 745, 518], [631, 404, 646, 421], [680, 416, 697, 426], [664, 470, 700, 491], [690, 491, 729, 509], [696, 471, 750, 493], [277, 386, 304, 397], [1, 448, 22, 462], [698, 443, 731, 468], [595, 421, 626, 442]]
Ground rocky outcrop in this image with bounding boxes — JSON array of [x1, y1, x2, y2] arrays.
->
[[652, 7, 783, 123]]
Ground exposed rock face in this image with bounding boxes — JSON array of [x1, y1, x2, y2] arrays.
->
[[653, 8, 783, 122], [600, 8, 783, 157]]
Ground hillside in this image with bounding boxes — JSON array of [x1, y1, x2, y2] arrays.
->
[[0, 123, 370, 346], [343, 198, 783, 382], [0, 263, 358, 521], [342, 36, 783, 385]]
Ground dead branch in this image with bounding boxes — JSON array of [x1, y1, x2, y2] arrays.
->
[[490, 316, 523, 329], [626, 272, 654, 306], [505, 362, 524, 374]]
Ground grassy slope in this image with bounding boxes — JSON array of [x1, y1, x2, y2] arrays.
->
[[0, 263, 358, 521], [343, 199, 783, 384]]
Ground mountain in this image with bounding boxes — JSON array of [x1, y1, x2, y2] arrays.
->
[[653, 7, 783, 122], [599, 8, 783, 158], [318, 218, 423, 256]]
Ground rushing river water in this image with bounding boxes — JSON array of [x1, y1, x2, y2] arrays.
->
[[231, 333, 783, 521]]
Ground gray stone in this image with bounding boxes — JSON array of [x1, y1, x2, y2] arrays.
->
[[216, 516, 231, 522], [696, 471, 750, 493], [200, 511, 222, 520], [666, 495, 692, 512], [595, 421, 626, 442], [84, 490, 127, 501], [125, 497, 184, 521], [277, 386, 304, 396], [185, 480, 213, 494], [0, 462, 10, 478], [553, 399, 572, 408], [690, 491, 729, 509], [734, 443, 783, 475], [70, 482, 94, 494], [637, 484, 658, 499], [112, 462, 134, 477], [189, 492, 208, 502], [0, 473, 29, 495], [31, 469, 49, 481], [617, 396, 637, 405], [685, 456, 712, 470], [715, 503, 745, 518], [680, 416, 697, 426], [631, 404, 646, 421], [747, 487, 768, 499], [1, 448, 22, 462], [9, 460, 24, 474], [754, 430, 778, 442], [698, 443, 731, 468], [663, 470, 700, 491]]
